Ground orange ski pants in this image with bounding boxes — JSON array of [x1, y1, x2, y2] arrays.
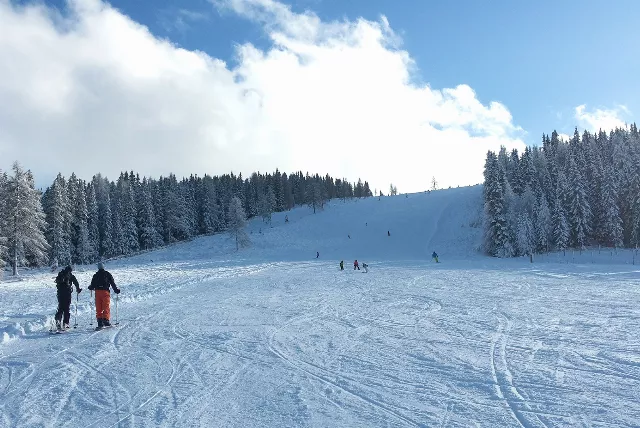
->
[[95, 290, 111, 320]]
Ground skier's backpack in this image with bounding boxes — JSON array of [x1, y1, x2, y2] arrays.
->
[[55, 269, 71, 292]]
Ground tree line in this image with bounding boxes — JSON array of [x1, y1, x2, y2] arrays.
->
[[483, 125, 640, 257], [0, 163, 373, 274]]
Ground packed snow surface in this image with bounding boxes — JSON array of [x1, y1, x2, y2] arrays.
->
[[1, 186, 639, 427]]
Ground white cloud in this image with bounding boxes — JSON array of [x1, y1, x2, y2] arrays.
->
[[0, 0, 525, 192], [575, 104, 630, 133], [158, 8, 209, 34]]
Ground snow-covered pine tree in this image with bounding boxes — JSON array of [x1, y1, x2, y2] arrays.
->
[[261, 186, 276, 224], [86, 183, 100, 262], [534, 194, 551, 253], [116, 174, 139, 255], [516, 213, 535, 257], [567, 157, 591, 249], [150, 178, 166, 243], [138, 178, 163, 250], [355, 179, 364, 197], [159, 175, 190, 243], [0, 170, 8, 270], [6, 163, 49, 275], [551, 185, 569, 252], [44, 174, 72, 266], [508, 149, 522, 195], [630, 173, 640, 248], [307, 179, 325, 214], [273, 169, 284, 212], [199, 176, 220, 234], [513, 186, 536, 256], [519, 147, 537, 192], [585, 137, 605, 244], [601, 172, 624, 248], [110, 182, 125, 257], [227, 196, 249, 250], [72, 180, 92, 264], [101, 190, 115, 258], [183, 176, 199, 237], [67, 173, 80, 259], [483, 151, 514, 257]]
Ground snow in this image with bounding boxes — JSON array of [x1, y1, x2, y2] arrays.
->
[[1, 185, 640, 427]]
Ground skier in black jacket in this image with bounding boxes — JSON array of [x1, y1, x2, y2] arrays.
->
[[88, 262, 120, 328], [54, 266, 82, 330]]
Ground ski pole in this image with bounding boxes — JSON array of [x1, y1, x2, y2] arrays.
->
[[90, 291, 93, 326], [115, 294, 119, 326], [74, 292, 78, 328]]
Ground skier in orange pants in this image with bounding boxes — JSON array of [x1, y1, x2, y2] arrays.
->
[[88, 262, 120, 328]]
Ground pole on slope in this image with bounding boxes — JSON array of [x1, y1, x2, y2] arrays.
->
[[115, 294, 119, 326], [90, 291, 93, 326], [74, 292, 78, 328]]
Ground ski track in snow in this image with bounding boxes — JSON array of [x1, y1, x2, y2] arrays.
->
[[1, 187, 639, 427]]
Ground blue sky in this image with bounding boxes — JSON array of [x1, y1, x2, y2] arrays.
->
[[1, 0, 638, 191], [63, 0, 640, 141]]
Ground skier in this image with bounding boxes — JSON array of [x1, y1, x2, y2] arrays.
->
[[387, 230, 390, 237], [54, 266, 82, 330], [362, 263, 368, 273], [354, 260, 360, 270], [432, 251, 439, 263], [88, 262, 120, 328], [285, 215, 289, 223], [316, 251, 320, 259], [339, 260, 344, 270]]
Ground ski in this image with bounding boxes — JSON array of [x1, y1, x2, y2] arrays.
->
[[95, 325, 114, 331]]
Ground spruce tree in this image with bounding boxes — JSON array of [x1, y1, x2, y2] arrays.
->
[[199, 176, 220, 234], [601, 173, 624, 248], [119, 177, 139, 254], [100, 190, 115, 257], [483, 152, 514, 257], [138, 179, 163, 250], [6, 163, 49, 275], [45, 174, 71, 266], [552, 187, 569, 252], [86, 183, 100, 262], [0, 171, 8, 270], [227, 196, 249, 250], [567, 157, 591, 249], [534, 194, 551, 253], [73, 180, 92, 264], [516, 213, 535, 257]]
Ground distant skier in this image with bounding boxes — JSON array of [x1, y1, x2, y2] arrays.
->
[[340, 260, 344, 270], [88, 262, 120, 328], [348, 234, 351, 239], [54, 266, 82, 330], [285, 215, 289, 223], [432, 251, 439, 263], [387, 230, 390, 237], [362, 263, 368, 273], [316, 251, 320, 259], [354, 260, 360, 270]]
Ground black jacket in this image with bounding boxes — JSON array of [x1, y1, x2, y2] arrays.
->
[[89, 269, 119, 293], [55, 269, 80, 294]]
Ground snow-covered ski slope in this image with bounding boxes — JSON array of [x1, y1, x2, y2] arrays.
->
[[1, 185, 640, 427], [141, 185, 485, 264]]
